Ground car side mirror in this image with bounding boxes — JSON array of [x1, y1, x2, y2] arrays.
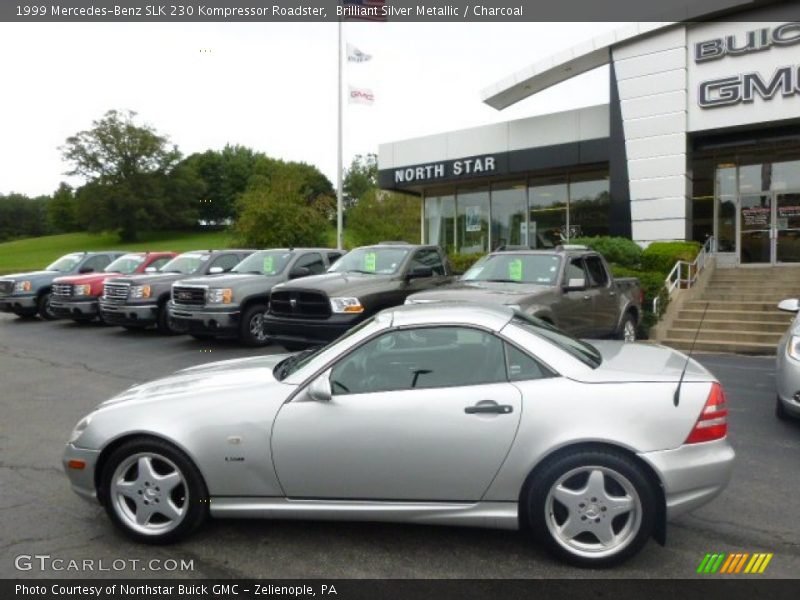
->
[[407, 266, 434, 280], [208, 266, 224, 274], [564, 277, 586, 291], [145, 266, 157, 273], [78, 267, 94, 274], [307, 371, 332, 402], [778, 298, 800, 312], [289, 266, 311, 279]]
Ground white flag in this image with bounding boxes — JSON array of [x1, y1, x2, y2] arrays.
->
[[347, 43, 372, 63], [348, 85, 375, 106]]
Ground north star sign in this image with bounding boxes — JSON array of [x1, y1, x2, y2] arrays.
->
[[394, 156, 497, 184], [696, 22, 800, 109]]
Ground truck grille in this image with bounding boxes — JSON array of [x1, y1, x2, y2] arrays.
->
[[172, 285, 206, 306], [0, 280, 13, 296], [52, 283, 73, 298], [103, 282, 130, 302], [270, 291, 331, 319]]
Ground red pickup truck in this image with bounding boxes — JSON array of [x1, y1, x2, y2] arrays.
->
[[50, 252, 176, 323]]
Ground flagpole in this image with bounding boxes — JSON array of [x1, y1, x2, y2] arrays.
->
[[336, 20, 344, 251]]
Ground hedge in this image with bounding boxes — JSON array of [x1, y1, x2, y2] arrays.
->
[[570, 236, 642, 269], [641, 241, 702, 275]]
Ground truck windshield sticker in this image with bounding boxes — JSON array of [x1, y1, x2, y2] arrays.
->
[[364, 252, 377, 272], [263, 256, 275, 274], [508, 258, 523, 281]]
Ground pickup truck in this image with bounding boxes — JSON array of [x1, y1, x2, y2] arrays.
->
[[100, 249, 254, 333], [168, 248, 344, 346], [0, 252, 125, 320], [406, 245, 642, 341], [50, 252, 176, 323], [262, 243, 453, 350]]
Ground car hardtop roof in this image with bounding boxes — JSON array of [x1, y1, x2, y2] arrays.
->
[[178, 249, 256, 255], [250, 247, 338, 253], [490, 244, 598, 256], [360, 243, 437, 250], [387, 301, 514, 331]]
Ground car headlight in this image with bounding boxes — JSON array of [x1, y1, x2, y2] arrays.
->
[[13, 280, 31, 293], [330, 297, 364, 313], [207, 288, 233, 304], [788, 336, 800, 361], [505, 303, 522, 311], [68, 414, 92, 444], [129, 284, 151, 299], [74, 284, 91, 296]]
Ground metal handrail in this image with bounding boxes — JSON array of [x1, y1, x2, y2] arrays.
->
[[652, 236, 714, 316]]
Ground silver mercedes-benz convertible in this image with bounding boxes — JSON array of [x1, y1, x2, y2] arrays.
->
[[63, 303, 734, 567]]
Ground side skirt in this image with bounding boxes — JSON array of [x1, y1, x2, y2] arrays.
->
[[210, 497, 519, 530]]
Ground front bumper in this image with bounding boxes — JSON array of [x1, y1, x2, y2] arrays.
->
[[262, 313, 365, 345], [639, 438, 735, 519], [62, 444, 101, 503], [0, 294, 37, 311], [99, 301, 158, 326], [50, 298, 99, 319], [775, 337, 800, 417], [167, 302, 240, 336]]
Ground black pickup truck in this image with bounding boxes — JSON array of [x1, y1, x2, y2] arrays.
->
[[99, 249, 254, 333], [262, 243, 453, 350]]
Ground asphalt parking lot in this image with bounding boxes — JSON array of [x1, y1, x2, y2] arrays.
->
[[1, 313, 799, 579]]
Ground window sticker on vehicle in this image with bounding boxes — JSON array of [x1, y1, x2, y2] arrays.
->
[[263, 256, 274, 274], [364, 252, 377, 272], [508, 258, 523, 281]]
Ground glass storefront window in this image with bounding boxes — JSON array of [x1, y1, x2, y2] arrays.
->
[[715, 166, 736, 253], [569, 172, 610, 238], [490, 183, 526, 250], [739, 163, 772, 194], [424, 195, 455, 253], [456, 187, 489, 254], [691, 157, 714, 244], [529, 177, 567, 248], [772, 160, 800, 192]]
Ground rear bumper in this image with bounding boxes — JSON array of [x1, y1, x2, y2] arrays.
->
[[167, 302, 240, 335], [262, 313, 365, 346], [62, 444, 100, 503], [50, 298, 99, 319], [639, 438, 735, 519], [0, 294, 37, 311], [99, 301, 158, 326]]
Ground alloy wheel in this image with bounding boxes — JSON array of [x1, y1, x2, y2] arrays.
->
[[249, 312, 268, 342], [623, 320, 637, 342]]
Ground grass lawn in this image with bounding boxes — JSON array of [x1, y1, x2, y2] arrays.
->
[[0, 230, 235, 274]]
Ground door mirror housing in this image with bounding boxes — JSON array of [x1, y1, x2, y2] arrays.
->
[[564, 277, 586, 291], [289, 266, 312, 279], [307, 371, 332, 402], [778, 298, 800, 312], [78, 267, 94, 274], [208, 266, 224, 274], [407, 266, 434, 280]]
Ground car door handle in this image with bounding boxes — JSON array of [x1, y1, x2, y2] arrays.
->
[[464, 400, 513, 415]]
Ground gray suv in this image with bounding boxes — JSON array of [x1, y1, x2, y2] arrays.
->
[[168, 248, 344, 346]]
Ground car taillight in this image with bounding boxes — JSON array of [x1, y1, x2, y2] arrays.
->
[[685, 382, 728, 444]]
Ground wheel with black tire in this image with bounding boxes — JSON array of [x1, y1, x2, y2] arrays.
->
[[98, 437, 208, 544], [37, 292, 57, 320], [240, 303, 270, 347], [524, 448, 656, 568], [616, 312, 637, 342], [776, 395, 792, 421], [156, 302, 178, 335]]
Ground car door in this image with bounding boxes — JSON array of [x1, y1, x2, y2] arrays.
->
[[271, 326, 522, 501], [583, 255, 618, 337], [294, 252, 327, 275], [553, 257, 595, 336], [403, 248, 450, 295]]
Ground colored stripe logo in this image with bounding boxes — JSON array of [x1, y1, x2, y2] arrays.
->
[[696, 552, 773, 574]]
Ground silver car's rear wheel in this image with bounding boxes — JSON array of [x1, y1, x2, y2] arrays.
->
[[545, 466, 642, 559]]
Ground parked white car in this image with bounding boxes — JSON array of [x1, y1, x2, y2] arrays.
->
[[776, 298, 800, 420]]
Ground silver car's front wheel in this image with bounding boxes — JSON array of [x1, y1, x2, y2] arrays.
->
[[100, 438, 208, 544]]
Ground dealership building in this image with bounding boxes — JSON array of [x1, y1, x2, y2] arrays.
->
[[378, 4, 800, 266]]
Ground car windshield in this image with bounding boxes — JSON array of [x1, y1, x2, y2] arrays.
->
[[105, 254, 146, 274], [160, 253, 207, 275], [328, 247, 409, 275], [511, 312, 602, 369], [233, 251, 293, 276], [462, 254, 561, 285], [46, 253, 83, 272]]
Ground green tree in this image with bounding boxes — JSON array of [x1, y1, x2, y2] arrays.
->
[[0, 193, 52, 242], [346, 189, 421, 247], [47, 183, 78, 233], [61, 109, 184, 241], [343, 153, 377, 207], [234, 171, 329, 248]]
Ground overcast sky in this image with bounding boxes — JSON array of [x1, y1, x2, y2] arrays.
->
[[0, 21, 622, 197]]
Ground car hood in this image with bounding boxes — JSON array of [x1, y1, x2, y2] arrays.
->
[[55, 272, 121, 285], [409, 281, 552, 304], [0, 269, 60, 282], [176, 273, 282, 288], [97, 354, 291, 410], [574, 340, 716, 383], [275, 272, 394, 296]]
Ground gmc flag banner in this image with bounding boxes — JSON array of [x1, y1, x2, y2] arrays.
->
[[348, 85, 375, 105]]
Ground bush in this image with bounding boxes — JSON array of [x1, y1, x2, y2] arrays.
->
[[448, 252, 484, 274], [347, 189, 421, 247], [641, 241, 701, 275], [570, 236, 643, 268], [611, 265, 664, 312]]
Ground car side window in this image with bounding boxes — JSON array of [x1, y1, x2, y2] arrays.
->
[[565, 258, 586, 283], [505, 342, 551, 381], [327, 251, 343, 264], [329, 326, 506, 395], [209, 254, 240, 272], [410, 249, 446, 275], [82, 255, 110, 272], [148, 257, 172, 271], [584, 256, 609, 288], [295, 253, 326, 275]]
